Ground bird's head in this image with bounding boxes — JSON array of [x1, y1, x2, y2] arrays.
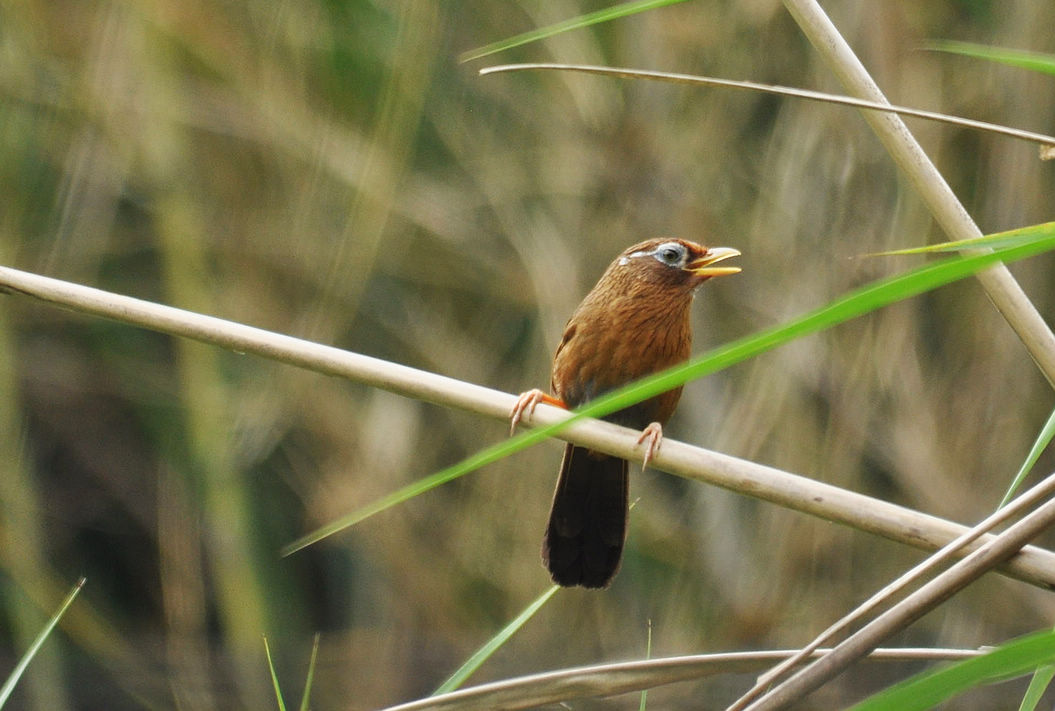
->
[[615, 238, 741, 291]]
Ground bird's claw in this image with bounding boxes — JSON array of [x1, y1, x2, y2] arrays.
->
[[509, 389, 566, 435], [510, 389, 545, 435], [637, 422, 664, 471]]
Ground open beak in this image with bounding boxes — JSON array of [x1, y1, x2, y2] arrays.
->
[[687, 247, 741, 277]]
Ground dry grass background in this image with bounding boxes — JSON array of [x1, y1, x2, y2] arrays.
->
[[1, 1, 1055, 709]]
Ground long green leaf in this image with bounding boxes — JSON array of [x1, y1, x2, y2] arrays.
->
[[281, 222, 1055, 555], [433, 585, 559, 694], [299, 633, 320, 711], [263, 636, 287, 711], [999, 405, 1055, 508], [851, 628, 1055, 710], [926, 41, 1055, 76], [0, 578, 85, 709], [1019, 664, 1055, 711], [639, 620, 653, 711], [866, 222, 1055, 256], [459, 0, 690, 63]]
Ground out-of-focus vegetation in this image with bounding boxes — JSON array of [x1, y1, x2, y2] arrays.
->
[[1, 1, 1054, 708]]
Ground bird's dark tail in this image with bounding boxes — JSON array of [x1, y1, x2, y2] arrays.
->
[[542, 444, 629, 588]]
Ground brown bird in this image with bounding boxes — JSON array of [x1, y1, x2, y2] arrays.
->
[[510, 238, 740, 588]]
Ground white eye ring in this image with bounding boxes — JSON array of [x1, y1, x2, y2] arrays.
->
[[626, 241, 685, 266], [654, 243, 685, 265], [622, 241, 687, 268]]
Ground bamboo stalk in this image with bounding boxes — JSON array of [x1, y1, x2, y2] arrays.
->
[[743, 494, 1055, 710], [380, 648, 980, 711], [783, 0, 1055, 389], [3, 263, 1055, 590], [728, 469, 1055, 710], [734, 2, 1055, 707]]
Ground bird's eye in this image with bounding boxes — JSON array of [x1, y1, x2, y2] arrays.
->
[[654, 243, 684, 266]]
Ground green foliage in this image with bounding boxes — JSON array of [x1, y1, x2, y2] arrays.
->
[[0, 579, 83, 709], [927, 41, 1055, 76], [434, 585, 559, 694], [263, 634, 320, 711], [850, 629, 1055, 711], [263, 636, 286, 711], [639, 620, 653, 711], [999, 406, 1055, 508], [460, 0, 691, 62]]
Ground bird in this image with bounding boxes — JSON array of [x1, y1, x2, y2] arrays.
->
[[510, 238, 741, 588]]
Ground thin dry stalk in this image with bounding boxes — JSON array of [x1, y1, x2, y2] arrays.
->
[[380, 648, 980, 711], [742, 493, 1055, 710], [727, 2, 1055, 705], [783, 0, 1055, 388], [478, 64, 1055, 151], [729, 469, 1055, 710], [3, 263, 1055, 589]]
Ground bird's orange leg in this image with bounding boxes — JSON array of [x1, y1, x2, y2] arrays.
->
[[637, 422, 664, 471], [509, 389, 567, 435]]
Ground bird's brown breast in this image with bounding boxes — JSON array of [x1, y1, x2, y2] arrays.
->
[[550, 281, 694, 430]]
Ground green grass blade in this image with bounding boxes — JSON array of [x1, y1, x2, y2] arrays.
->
[[298, 633, 320, 711], [459, 0, 690, 63], [281, 222, 1055, 554], [433, 585, 559, 694], [850, 629, 1055, 710], [263, 636, 287, 711], [866, 222, 1055, 256], [639, 620, 653, 711], [1018, 665, 1055, 711], [999, 405, 1055, 508], [0, 577, 85, 709], [280, 425, 562, 555], [926, 41, 1055, 76]]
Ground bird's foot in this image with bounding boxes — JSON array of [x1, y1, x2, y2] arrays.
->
[[637, 422, 664, 471], [509, 389, 566, 435]]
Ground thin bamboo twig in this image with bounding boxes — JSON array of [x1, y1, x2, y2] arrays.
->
[[727, 469, 1055, 710], [743, 493, 1055, 710], [3, 263, 1055, 587], [782, 0, 1055, 390], [481, 60, 1055, 389], [481, 29, 1055, 389], [730, 2, 1055, 706], [478, 64, 1055, 151], [380, 648, 981, 711]]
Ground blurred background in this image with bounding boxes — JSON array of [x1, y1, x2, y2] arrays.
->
[[1, 0, 1054, 708]]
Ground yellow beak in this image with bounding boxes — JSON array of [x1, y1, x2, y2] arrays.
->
[[687, 247, 741, 277]]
